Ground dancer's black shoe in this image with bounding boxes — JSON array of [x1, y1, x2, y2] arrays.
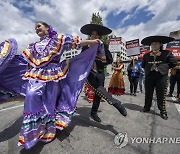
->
[[112, 100, 127, 117], [140, 108, 150, 112]]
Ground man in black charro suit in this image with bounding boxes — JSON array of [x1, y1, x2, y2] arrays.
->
[[80, 24, 127, 122], [140, 36, 177, 120]]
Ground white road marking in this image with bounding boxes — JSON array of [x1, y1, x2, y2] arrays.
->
[[175, 103, 180, 114], [0, 104, 24, 113], [171, 97, 180, 115], [172, 97, 177, 102]]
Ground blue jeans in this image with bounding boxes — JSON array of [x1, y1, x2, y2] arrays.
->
[[139, 75, 145, 92]]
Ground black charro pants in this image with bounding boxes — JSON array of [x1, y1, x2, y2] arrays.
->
[[177, 72, 180, 96], [169, 75, 177, 95], [144, 71, 168, 114], [87, 70, 105, 114], [169, 72, 180, 96]]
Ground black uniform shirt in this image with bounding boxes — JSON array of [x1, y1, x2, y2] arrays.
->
[[142, 50, 177, 76]]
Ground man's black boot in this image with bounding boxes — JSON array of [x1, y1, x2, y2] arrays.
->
[[112, 100, 127, 117], [140, 108, 150, 112], [160, 113, 168, 120], [95, 86, 127, 117]]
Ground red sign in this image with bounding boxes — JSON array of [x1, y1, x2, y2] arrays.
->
[[109, 40, 121, 45], [138, 45, 150, 59], [166, 39, 180, 60], [126, 39, 139, 49], [166, 48, 180, 60]]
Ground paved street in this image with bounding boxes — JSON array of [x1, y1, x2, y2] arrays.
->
[[0, 68, 180, 154]]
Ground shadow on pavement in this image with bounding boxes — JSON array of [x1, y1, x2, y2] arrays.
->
[[0, 94, 24, 104], [166, 98, 180, 104], [20, 142, 45, 154], [0, 115, 44, 154], [0, 115, 45, 154], [1, 106, 119, 153], [0, 116, 23, 143], [123, 103, 160, 116], [56, 106, 119, 142]]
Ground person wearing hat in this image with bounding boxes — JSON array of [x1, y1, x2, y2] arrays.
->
[[80, 23, 127, 122], [141, 36, 177, 120], [0, 22, 106, 149]]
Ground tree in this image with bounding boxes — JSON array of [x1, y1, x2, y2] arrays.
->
[[90, 12, 103, 25], [90, 12, 109, 44]]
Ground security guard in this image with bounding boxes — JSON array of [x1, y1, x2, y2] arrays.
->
[[141, 36, 177, 120]]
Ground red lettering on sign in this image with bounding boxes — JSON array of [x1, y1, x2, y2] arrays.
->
[[126, 43, 139, 49]]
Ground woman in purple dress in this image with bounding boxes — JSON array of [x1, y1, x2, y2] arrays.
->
[[0, 21, 101, 149]]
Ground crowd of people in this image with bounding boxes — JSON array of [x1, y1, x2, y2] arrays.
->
[[0, 21, 179, 150], [83, 35, 179, 121]]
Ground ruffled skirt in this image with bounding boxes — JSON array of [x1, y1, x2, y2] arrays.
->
[[0, 44, 98, 149], [108, 71, 125, 95]]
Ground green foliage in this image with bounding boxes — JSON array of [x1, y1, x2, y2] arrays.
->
[[90, 12, 103, 25], [90, 12, 109, 44]]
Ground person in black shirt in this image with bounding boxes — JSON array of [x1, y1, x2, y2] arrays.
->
[[141, 36, 177, 120], [80, 24, 127, 122], [167, 61, 180, 98]]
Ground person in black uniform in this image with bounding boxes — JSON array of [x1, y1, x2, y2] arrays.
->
[[167, 61, 180, 98], [80, 24, 127, 122], [140, 36, 177, 120]]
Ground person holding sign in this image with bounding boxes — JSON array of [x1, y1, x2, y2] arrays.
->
[[140, 36, 177, 120]]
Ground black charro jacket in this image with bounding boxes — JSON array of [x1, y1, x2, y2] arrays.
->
[[81, 44, 112, 88], [142, 50, 177, 76]]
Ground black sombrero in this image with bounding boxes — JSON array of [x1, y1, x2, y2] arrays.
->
[[80, 24, 112, 35], [141, 36, 174, 46]]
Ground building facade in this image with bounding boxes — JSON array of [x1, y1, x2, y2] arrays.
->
[[108, 34, 130, 62], [108, 34, 130, 74], [169, 30, 180, 39], [60, 49, 81, 62]]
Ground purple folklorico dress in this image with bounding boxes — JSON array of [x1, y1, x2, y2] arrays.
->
[[0, 39, 27, 94], [0, 33, 106, 149]]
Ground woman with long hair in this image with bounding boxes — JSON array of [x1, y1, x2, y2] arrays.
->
[[108, 57, 125, 95], [0, 21, 100, 149]]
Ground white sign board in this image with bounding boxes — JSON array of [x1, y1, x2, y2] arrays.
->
[[109, 38, 122, 52], [126, 39, 140, 56]]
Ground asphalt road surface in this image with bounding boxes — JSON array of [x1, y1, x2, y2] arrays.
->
[[0, 72, 180, 154]]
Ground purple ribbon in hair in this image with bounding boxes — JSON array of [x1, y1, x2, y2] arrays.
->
[[48, 26, 58, 38]]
